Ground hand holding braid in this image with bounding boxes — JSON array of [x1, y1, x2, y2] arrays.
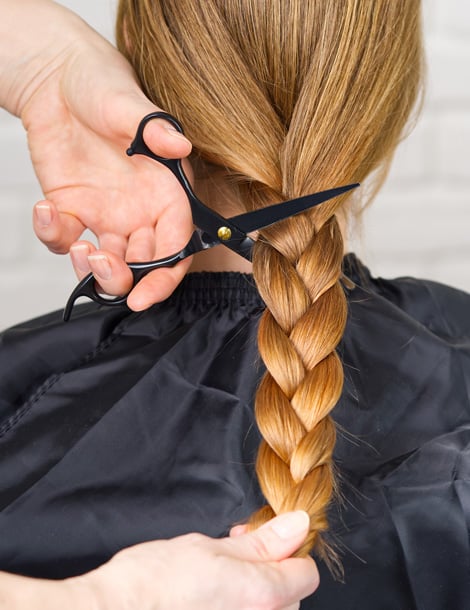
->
[[249, 215, 347, 564]]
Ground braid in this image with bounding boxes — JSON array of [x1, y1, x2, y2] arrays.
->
[[249, 215, 347, 564]]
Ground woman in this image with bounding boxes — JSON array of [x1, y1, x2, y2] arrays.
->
[[1, 1, 469, 608]]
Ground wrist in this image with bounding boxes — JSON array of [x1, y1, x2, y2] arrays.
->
[[77, 549, 161, 610], [0, 0, 95, 116], [69, 561, 135, 610], [0, 570, 92, 610]]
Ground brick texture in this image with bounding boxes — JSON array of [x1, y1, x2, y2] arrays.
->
[[357, 1, 470, 291], [0, 1, 469, 329]]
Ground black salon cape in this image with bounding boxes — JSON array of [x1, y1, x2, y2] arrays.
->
[[0, 254, 469, 609]]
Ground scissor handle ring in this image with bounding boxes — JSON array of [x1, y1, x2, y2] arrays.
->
[[136, 111, 184, 135], [127, 112, 185, 162]]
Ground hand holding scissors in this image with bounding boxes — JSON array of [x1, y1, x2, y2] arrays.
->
[[64, 112, 358, 321]]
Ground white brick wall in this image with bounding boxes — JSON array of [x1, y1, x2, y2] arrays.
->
[[0, 1, 469, 330], [357, 0, 470, 290]]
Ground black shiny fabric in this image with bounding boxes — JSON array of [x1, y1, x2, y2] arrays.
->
[[0, 254, 469, 609]]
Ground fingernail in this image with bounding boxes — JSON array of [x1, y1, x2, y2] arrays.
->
[[267, 511, 310, 540], [163, 125, 191, 144], [35, 204, 51, 227], [88, 254, 112, 281], [70, 244, 91, 273]]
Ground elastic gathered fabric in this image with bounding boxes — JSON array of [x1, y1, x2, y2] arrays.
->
[[0, 254, 469, 610]]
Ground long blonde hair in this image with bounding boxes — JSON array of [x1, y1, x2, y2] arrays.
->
[[116, 0, 423, 567]]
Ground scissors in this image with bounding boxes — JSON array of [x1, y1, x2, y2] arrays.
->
[[63, 112, 359, 321]]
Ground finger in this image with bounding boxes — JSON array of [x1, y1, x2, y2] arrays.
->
[[143, 115, 192, 158], [126, 260, 192, 310], [227, 511, 311, 563], [153, 169, 195, 261], [229, 524, 249, 538], [126, 227, 156, 263], [109, 91, 192, 159], [125, 187, 194, 310], [87, 250, 134, 297], [98, 233, 128, 261], [251, 557, 319, 608], [69, 241, 97, 281], [33, 200, 85, 254]]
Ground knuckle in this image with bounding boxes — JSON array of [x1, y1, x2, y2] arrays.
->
[[243, 564, 283, 610], [35, 230, 68, 254], [248, 533, 272, 560], [48, 242, 68, 255], [178, 532, 208, 546]]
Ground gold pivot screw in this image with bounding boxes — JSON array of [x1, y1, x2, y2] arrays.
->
[[217, 226, 232, 241]]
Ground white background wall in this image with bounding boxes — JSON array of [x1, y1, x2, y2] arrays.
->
[[0, 0, 469, 330]]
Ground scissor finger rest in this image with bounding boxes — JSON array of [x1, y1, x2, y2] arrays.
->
[[62, 255, 185, 321], [62, 230, 227, 321]]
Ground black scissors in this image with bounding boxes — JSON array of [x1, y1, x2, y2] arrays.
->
[[63, 112, 359, 321]]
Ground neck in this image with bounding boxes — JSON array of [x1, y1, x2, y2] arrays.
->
[[189, 245, 254, 273], [189, 169, 254, 273]]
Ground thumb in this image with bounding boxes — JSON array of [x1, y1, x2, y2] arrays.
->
[[111, 91, 192, 159], [227, 511, 310, 563], [142, 111, 193, 158]]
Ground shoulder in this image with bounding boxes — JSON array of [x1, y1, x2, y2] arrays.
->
[[0, 304, 130, 414], [344, 253, 470, 342]]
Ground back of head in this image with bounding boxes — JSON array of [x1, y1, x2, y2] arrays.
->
[[117, 0, 423, 569]]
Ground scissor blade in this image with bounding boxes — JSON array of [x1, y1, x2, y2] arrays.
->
[[229, 183, 359, 234]]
